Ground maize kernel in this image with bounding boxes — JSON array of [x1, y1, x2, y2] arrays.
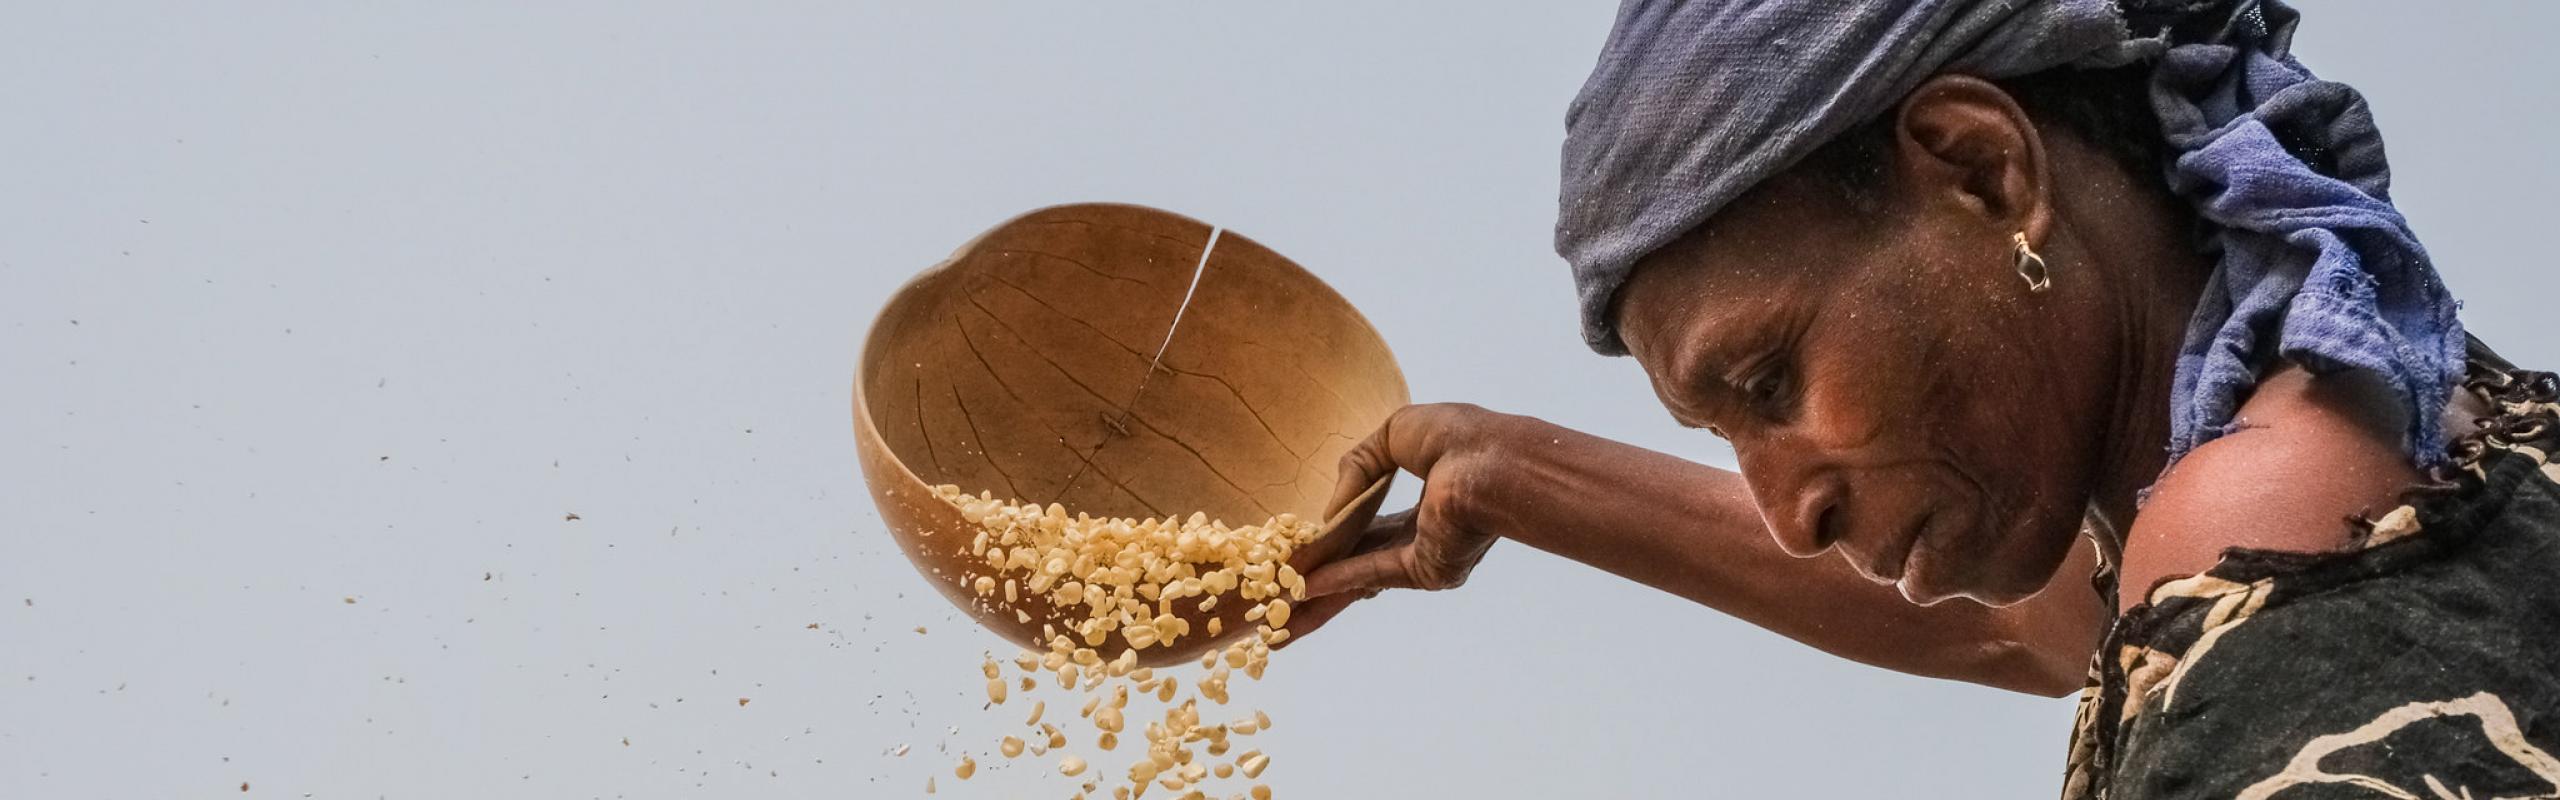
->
[[925, 485, 1323, 799]]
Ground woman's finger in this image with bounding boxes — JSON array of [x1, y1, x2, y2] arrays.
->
[[1325, 420, 1403, 519], [1324, 405, 1463, 518], [1352, 509, 1417, 554], [1302, 542, 1428, 598], [1275, 511, 1411, 645], [1303, 508, 1418, 596]]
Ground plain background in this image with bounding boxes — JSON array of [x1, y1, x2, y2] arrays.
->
[[4, 2, 2552, 798]]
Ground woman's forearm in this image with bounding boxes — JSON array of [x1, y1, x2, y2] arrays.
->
[[1476, 413, 2103, 695]]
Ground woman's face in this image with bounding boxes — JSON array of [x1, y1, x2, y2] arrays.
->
[[1614, 168, 2118, 606]]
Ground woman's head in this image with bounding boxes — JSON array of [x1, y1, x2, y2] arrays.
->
[[1610, 69, 2206, 605], [1568, 0, 2464, 606]]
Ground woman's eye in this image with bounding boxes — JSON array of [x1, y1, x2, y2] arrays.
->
[[1742, 364, 1789, 410]]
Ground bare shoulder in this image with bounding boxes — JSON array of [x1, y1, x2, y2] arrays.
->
[[2118, 364, 2425, 610]]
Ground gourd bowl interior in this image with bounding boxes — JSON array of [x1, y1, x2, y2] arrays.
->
[[853, 203, 1407, 663]]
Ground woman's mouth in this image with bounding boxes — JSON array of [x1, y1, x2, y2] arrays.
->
[[1894, 506, 1982, 606], [1851, 508, 1930, 585]]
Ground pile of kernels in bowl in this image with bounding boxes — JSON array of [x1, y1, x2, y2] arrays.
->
[[927, 484, 1312, 799]]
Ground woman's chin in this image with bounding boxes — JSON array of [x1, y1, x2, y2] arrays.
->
[[1895, 541, 2049, 608], [1892, 545, 1963, 605], [1893, 567, 1970, 606]]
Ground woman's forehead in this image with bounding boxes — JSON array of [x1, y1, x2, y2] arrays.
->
[[1616, 256, 1795, 365]]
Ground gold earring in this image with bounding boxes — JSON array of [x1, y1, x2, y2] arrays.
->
[[2013, 232, 2051, 293]]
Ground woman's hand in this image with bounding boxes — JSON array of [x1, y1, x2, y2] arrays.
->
[[1291, 403, 1515, 638], [1280, 402, 2104, 695]]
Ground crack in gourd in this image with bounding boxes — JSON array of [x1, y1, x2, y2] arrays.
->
[[1050, 227, 1221, 505], [1025, 217, 1205, 253], [949, 385, 1024, 500], [976, 274, 1306, 459], [1077, 456, 1171, 518], [1279, 359, 1358, 415], [945, 301, 1183, 515], [913, 377, 946, 479], [978, 273, 1156, 361], [984, 248, 1149, 289], [961, 290, 1292, 518], [910, 212, 1375, 522], [945, 309, 1128, 505], [1120, 408, 1280, 519], [957, 299, 1126, 410]]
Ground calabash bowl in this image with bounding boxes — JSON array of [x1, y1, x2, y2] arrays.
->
[[854, 203, 1406, 663]]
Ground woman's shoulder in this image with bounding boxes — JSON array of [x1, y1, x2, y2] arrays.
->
[[2117, 364, 2425, 610], [2076, 343, 2560, 800], [2097, 454, 2560, 800]]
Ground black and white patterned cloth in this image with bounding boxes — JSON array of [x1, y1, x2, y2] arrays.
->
[[2063, 340, 2560, 799]]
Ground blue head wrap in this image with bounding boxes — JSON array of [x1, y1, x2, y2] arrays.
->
[[1558, 0, 2467, 467]]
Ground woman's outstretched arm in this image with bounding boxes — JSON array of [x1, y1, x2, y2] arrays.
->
[[1297, 403, 2105, 697]]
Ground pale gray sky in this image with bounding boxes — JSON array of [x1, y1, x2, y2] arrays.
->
[[4, 2, 2553, 798]]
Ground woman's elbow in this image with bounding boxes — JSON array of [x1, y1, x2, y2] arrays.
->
[[1966, 637, 2087, 697]]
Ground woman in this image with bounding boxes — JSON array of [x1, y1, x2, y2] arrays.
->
[[1294, 1, 2560, 797]]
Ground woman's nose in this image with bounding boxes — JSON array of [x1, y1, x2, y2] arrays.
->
[[1770, 475, 1846, 558]]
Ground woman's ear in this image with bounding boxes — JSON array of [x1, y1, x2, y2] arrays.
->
[[1888, 75, 2053, 245]]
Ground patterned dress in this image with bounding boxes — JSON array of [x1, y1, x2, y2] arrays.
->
[[2062, 341, 2560, 799]]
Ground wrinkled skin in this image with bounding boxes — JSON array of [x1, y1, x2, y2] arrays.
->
[[1292, 76, 2432, 692], [1617, 75, 2207, 605], [1301, 75, 2207, 610], [1608, 79, 2437, 610]]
